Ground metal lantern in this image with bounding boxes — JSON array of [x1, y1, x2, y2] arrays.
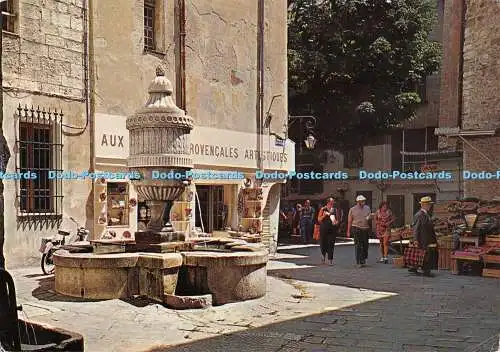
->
[[304, 134, 316, 149]]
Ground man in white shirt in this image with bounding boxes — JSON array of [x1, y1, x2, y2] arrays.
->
[[347, 195, 371, 267]]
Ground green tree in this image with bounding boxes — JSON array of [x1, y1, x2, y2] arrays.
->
[[288, 0, 441, 150]]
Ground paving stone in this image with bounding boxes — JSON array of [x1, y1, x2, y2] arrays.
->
[[11, 244, 500, 352], [303, 336, 325, 344]]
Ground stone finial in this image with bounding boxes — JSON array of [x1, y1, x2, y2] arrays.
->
[[126, 70, 194, 170]]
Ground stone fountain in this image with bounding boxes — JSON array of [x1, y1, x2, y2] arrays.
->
[[51, 68, 269, 308], [126, 66, 193, 250]]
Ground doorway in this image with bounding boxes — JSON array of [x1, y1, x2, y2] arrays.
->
[[387, 195, 405, 227], [195, 185, 225, 233]]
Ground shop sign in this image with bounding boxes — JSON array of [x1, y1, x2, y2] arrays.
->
[[95, 114, 129, 159], [93, 115, 295, 171], [189, 127, 295, 171]]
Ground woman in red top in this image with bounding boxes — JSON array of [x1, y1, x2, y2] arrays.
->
[[375, 201, 395, 263]]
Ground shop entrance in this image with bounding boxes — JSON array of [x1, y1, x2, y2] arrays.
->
[[195, 185, 225, 233]]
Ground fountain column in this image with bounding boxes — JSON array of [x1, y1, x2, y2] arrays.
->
[[127, 67, 193, 246]]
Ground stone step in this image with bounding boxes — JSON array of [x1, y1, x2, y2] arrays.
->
[[164, 293, 212, 309], [127, 241, 193, 253], [134, 231, 185, 244]]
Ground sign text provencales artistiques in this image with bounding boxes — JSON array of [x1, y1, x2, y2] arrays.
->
[[190, 143, 287, 162]]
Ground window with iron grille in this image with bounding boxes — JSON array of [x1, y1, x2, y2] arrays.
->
[[144, 0, 155, 51], [1, 0, 16, 33], [16, 105, 63, 221]]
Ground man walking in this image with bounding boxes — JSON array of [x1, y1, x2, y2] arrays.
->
[[410, 196, 437, 277], [347, 195, 371, 267], [300, 200, 315, 243]]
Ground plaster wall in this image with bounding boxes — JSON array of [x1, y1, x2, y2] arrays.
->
[[91, 0, 288, 134]]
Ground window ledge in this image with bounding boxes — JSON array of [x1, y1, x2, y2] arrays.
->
[[143, 48, 166, 58], [2, 30, 19, 38], [18, 213, 61, 217]]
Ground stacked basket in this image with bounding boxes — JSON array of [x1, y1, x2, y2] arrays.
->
[[437, 235, 454, 270]]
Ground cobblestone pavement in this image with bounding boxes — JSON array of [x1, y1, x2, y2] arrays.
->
[[161, 243, 500, 352], [8, 244, 393, 352]]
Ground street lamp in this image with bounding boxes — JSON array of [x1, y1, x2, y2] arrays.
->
[[264, 110, 318, 150], [287, 115, 317, 150], [304, 134, 316, 149]]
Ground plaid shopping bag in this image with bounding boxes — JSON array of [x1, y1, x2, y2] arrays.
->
[[404, 246, 427, 267]]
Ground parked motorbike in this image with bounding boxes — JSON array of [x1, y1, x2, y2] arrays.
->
[[40, 217, 90, 275]]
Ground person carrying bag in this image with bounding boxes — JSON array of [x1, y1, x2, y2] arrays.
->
[[319, 198, 340, 265], [313, 207, 323, 241]]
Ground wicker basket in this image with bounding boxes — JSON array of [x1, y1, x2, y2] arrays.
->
[[437, 235, 453, 249], [393, 256, 405, 268]]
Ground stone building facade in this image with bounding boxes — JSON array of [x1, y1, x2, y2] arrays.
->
[[2, 0, 91, 267], [90, 0, 291, 254], [2, 0, 290, 265], [437, 0, 500, 200]]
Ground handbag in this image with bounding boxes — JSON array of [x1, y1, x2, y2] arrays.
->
[[313, 224, 320, 240], [404, 245, 427, 267], [313, 208, 324, 241]]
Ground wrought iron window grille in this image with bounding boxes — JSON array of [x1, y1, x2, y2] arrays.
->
[[15, 105, 63, 229]]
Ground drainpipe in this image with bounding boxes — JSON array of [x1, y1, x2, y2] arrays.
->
[[257, 0, 264, 176], [0, 7, 12, 269], [177, 0, 186, 111], [86, 0, 96, 235], [457, 0, 466, 130]]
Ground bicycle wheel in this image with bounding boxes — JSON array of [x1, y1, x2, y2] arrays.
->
[[41, 252, 55, 275]]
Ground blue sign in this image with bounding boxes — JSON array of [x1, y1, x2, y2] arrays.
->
[[275, 138, 285, 147]]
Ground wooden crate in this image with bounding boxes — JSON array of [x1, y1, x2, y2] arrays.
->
[[485, 236, 500, 247], [482, 268, 500, 278], [393, 256, 405, 268], [450, 254, 481, 275], [482, 254, 500, 264], [437, 236, 453, 249], [438, 248, 452, 270]]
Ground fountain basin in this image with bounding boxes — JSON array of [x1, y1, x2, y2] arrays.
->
[[53, 251, 140, 299], [17, 320, 84, 351], [179, 251, 268, 305], [52, 247, 268, 306], [136, 253, 183, 302]]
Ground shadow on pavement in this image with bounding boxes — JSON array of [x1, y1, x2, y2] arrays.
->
[[154, 244, 500, 352], [30, 276, 105, 303], [23, 273, 48, 279]]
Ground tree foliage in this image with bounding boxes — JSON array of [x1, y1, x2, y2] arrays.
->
[[288, 0, 441, 150]]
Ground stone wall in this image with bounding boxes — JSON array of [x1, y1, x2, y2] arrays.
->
[[462, 137, 500, 200], [461, 0, 500, 130], [2, 0, 90, 267], [2, 0, 85, 98], [460, 0, 500, 199]]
